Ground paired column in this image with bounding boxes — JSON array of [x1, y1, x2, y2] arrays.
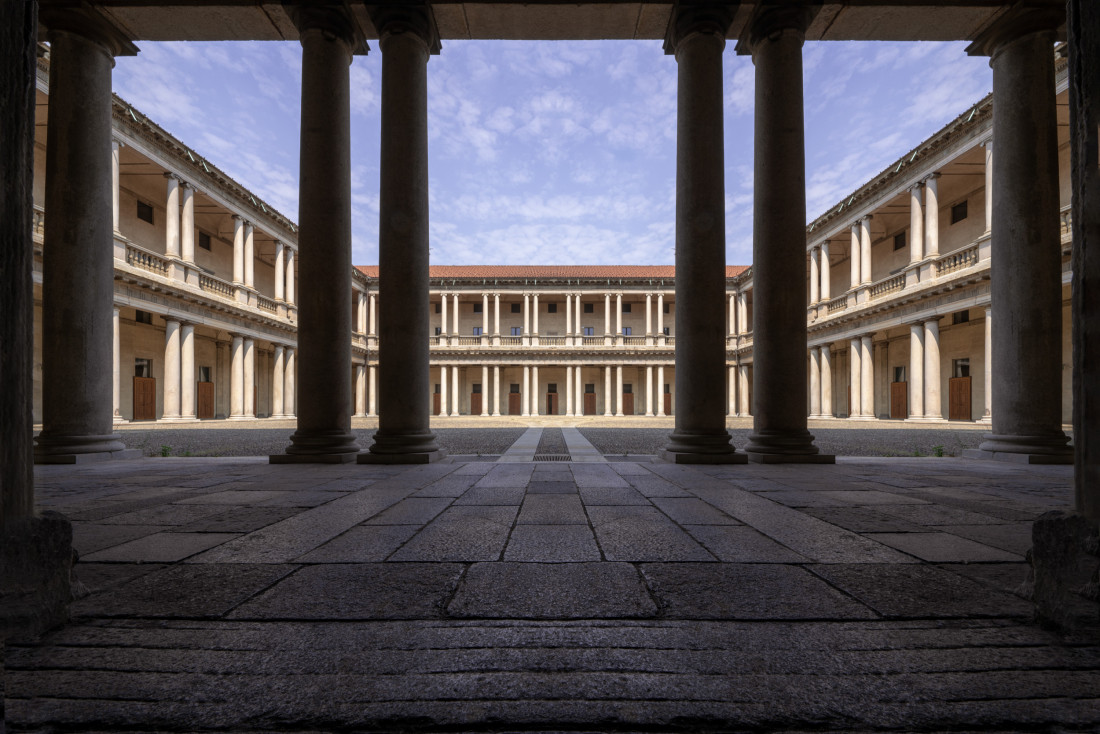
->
[[530, 366, 538, 416], [820, 243, 831, 303], [981, 306, 992, 423], [243, 338, 255, 418], [35, 15, 136, 462], [861, 335, 874, 418], [275, 6, 362, 462], [112, 307, 125, 423], [481, 365, 489, 416], [452, 364, 460, 416], [908, 323, 925, 419], [368, 364, 376, 416], [163, 319, 182, 420], [909, 182, 925, 264], [272, 345, 285, 418], [492, 365, 501, 416], [615, 365, 624, 417], [439, 365, 448, 416], [821, 345, 833, 418], [566, 365, 574, 416], [284, 347, 297, 418], [604, 366, 613, 416], [924, 173, 941, 272], [849, 224, 861, 289], [354, 364, 366, 417], [970, 18, 1071, 461], [522, 365, 530, 417], [575, 364, 583, 416], [659, 3, 739, 462], [808, 347, 821, 418], [859, 216, 873, 286], [645, 365, 654, 416], [230, 335, 245, 419], [657, 365, 666, 416], [809, 247, 820, 305], [924, 319, 942, 421], [849, 338, 862, 418], [741, 5, 827, 462]]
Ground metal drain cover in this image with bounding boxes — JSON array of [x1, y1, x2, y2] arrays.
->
[[533, 454, 571, 462]]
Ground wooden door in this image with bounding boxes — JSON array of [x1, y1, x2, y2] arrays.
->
[[583, 393, 596, 416], [133, 376, 156, 421], [197, 382, 215, 419], [508, 393, 522, 415], [664, 393, 672, 416], [470, 393, 482, 415], [949, 376, 972, 421], [433, 393, 441, 416], [546, 393, 558, 415], [890, 382, 907, 420], [622, 393, 634, 416]]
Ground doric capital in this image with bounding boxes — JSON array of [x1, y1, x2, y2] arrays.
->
[[39, 4, 139, 57], [163, 171, 179, 182], [735, 1, 818, 56], [367, 2, 441, 55], [908, 181, 925, 193], [861, 214, 874, 224], [663, 1, 735, 56], [232, 213, 243, 223], [285, 2, 369, 55], [924, 171, 942, 184], [966, 5, 1064, 58], [180, 181, 193, 191]]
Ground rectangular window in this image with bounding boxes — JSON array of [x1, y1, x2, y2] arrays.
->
[[510, 383, 520, 394], [953, 358, 971, 378], [583, 326, 594, 336], [511, 303, 521, 313], [622, 326, 632, 336], [622, 303, 632, 313], [584, 303, 594, 314], [623, 384, 633, 394], [585, 383, 595, 394], [893, 231, 906, 251], [434, 383, 440, 394], [510, 326, 522, 336], [473, 383, 482, 394], [136, 201, 154, 224], [664, 383, 671, 394], [435, 326, 441, 336], [952, 310, 970, 325], [547, 303, 557, 313], [473, 302, 483, 313], [894, 366, 906, 383], [663, 302, 670, 314], [134, 309, 153, 325], [547, 383, 557, 394], [663, 327, 670, 336], [951, 200, 968, 224], [198, 366, 212, 383], [472, 326, 482, 336], [134, 358, 151, 378], [198, 231, 212, 251], [435, 302, 441, 313]]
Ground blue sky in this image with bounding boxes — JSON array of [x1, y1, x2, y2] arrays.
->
[[113, 39, 991, 267]]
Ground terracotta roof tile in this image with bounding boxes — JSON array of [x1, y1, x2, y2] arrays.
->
[[355, 265, 749, 279]]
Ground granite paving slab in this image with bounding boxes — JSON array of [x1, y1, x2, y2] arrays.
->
[[81, 532, 241, 563], [363, 496, 453, 525], [175, 506, 300, 532], [388, 506, 518, 562], [577, 486, 650, 505], [650, 496, 741, 525], [517, 494, 588, 524], [683, 525, 808, 563], [503, 525, 602, 562], [526, 480, 580, 494], [295, 525, 421, 562], [937, 522, 1034, 555], [71, 523, 167, 555], [865, 531, 1023, 562], [452, 486, 527, 505]]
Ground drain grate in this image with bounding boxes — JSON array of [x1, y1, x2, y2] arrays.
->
[[533, 454, 571, 462]]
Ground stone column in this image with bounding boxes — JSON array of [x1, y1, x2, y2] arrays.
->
[[180, 183, 195, 267], [566, 365, 574, 416], [615, 293, 623, 345], [273, 345, 285, 418], [492, 365, 501, 417], [909, 323, 924, 420], [368, 364, 377, 416], [452, 364, 460, 416], [163, 319, 181, 420], [369, 293, 376, 335], [180, 323, 195, 420], [741, 6, 826, 462], [165, 173, 181, 260], [523, 293, 530, 345], [849, 337, 862, 419], [738, 364, 750, 416], [983, 139, 993, 234], [275, 240, 285, 302], [849, 223, 861, 289], [565, 292, 572, 345], [809, 247, 820, 305], [482, 293, 489, 343], [981, 306, 992, 423], [481, 365, 489, 416], [531, 293, 539, 345], [645, 292, 653, 345], [659, 4, 739, 462], [924, 319, 942, 420], [355, 364, 366, 417], [276, 7, 363, 463], [738, 292, 748, 333], [243, 337, 255, 418], [232, 215, 245, 285], [728, 365, 737, 416], [493, 293, 501, 344], [968, 21, 1071, 461], [230, 335, 244, 419], [658, 365, 667, 417], [645, 365, 655, 416], [440, 293, 447, 337], [111, 307, 124, 423], [604, 366, 613, 416], [357, 292, 367, 334], [575, 294, 583, 341], [575, 363, 583, 416], [658, 293, 665, 342], [821, 345, 833, 418], [820, 242, 831, 302], [909, 183, 925, 264], [452, 293, 460, 336], [285, 347, 297, 417], [615, 364, 624, 417], [861, 335, 874, 418], [286, 248, 295, 306], [729, 293, 737, 335], [522, 365, 530, 417], [530, 365, 538, 416], [244, 222, 255, 289], [439, 365, 447, 416], [809, 347, 821, 418], [860, 216, 873, 285], [604, 292, 612, 344], [924, 173, 941, 261], [111, 139, 121, 232]]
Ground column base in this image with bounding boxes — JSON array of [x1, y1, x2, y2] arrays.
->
[[971, 433, 1074, 464], [961, 449, 1074, 465], [1024, 510, 1100, 632], [1, 512, 73, 642], [358, 450, 448, 465], [848, 415, 877, 422], [977, 416, 993, 425], [158, 417, 200, 424], [34, 432, 138, 464], [747, 452, 835, 464], [270, 452, 359, 464], [743, 429, 830, 462], [112, 416, 129, 425], [657, 448, 747, 465], [277, 429, 361, 462], [226, 415, 254, 422], [906, 416, 949, 424]]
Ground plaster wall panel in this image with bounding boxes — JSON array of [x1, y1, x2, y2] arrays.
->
[[937, 188, 985, 256], [118, 185, 167, 256], [938, 310, 985, 420]]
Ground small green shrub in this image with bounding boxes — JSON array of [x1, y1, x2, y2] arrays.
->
[[932, 445, 945, 457], [159, 445, 171, 457]]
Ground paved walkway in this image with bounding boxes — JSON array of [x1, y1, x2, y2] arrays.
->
[[6, 456, 1099, 732]]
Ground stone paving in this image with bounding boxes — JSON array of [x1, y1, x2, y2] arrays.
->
[[5, 450, 1100, 732]]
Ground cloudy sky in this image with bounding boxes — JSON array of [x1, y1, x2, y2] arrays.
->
[[112, 39, 992, 267]]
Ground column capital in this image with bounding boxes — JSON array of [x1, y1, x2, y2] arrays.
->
[[965, 6, 1064, 58], [367, 2, 441, 55], [735, 2, 818, 56], [287, 2, 369, 55], [981, 136, 994, 149], [180, 180, 194, 191], [663, 1, 734, 55], [163, 171, 179, 182], [908, 180, 925, 193], [860, 214, 873, 223], [39, 6, 139, 57], [232, 213, 244, 222], [924, 171, 942, 183]]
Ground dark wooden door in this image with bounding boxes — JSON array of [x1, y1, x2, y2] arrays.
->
[[890, 382, 907, 420], [197, 382, 215, 419], [508, 393, 522, 415], [583, 393, 596, 415], [544, 393, 556, 415], [664, 393, 672, 416], [433, 393, 441, 416], [949, 376, 972, 421], [133, 376, 156, 421], [470, 393, 482, 415], [622, 393, 634, 416]]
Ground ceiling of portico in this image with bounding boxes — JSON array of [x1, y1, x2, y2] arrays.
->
[[42, 1, 1064, 44]]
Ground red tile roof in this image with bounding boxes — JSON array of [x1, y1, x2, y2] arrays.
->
[[355, 265, 749, 279]]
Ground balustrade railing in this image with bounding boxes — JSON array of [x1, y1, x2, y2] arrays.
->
[[199, 272, 235, 299], [1060, 205, 1073, 252], [582, 337, 603, 346], [869, 273, 905, 300], [454, 336, 480, 346], [126, 245, 169, 277], [257, 295, 278, 313], [936, 244, 979, 276], [500, 337, 523, 346], [826, 294, 848, 313], [540, 336, 566, 346], [33, 205, 45, 239], [623, 336, 646, 346]]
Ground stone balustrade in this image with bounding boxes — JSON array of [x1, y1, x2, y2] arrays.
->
[[198, 272, 235, 299], [125, 244, 169, 277], [825, 294, 848, 313], [869, 272, 906, 300], [936, 244, 980, 276]]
